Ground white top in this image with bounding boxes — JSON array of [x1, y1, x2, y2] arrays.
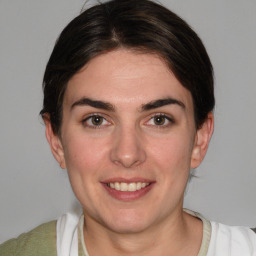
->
[[207, 221, 256, 256], [185, 209, 256, 256], [56, 210, 256, 256]]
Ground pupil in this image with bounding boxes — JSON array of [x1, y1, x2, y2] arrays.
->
[[154, 116, 165, 125], [92, 116, 102, 125]]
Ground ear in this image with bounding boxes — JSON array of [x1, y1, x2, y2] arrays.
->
[[190, 112, 214, 169], [43, 115, 66, 169]]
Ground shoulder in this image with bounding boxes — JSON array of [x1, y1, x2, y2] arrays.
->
[[207, 221, 256, 256], [0, 220, 57, 256]]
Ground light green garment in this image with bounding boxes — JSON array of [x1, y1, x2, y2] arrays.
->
[[0, 221, 57, 256]]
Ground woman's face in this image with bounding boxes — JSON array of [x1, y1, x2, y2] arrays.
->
[[47, 49, 212, 234]]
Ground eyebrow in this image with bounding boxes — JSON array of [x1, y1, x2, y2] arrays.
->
[[70, 97, 185, 112], [141, 98, 185, 111], [71, 97, 115, 111]]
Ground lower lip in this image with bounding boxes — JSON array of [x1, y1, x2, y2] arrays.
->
[[102, 183, 154, 201]]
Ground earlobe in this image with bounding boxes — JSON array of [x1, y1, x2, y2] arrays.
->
[[191, 112, 214, 169], [43, 115, 66, 169]]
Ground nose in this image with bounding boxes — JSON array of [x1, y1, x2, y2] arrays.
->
[[110, 126, 146, 168]]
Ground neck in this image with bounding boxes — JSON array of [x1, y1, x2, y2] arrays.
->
[[83, 209, 203, 256]]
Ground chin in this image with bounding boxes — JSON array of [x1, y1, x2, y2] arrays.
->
[[101, 210, 154, 234], [107, 221, 148, 234]]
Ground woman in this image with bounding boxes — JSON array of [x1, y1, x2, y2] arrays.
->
[[1, 0, 255, 255]]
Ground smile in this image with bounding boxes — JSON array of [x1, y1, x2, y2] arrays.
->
[[107, 182, 150, 192], [103, 180, 154, 201]]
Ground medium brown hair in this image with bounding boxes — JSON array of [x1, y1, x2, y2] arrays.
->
[[40, 0, 214, 134]]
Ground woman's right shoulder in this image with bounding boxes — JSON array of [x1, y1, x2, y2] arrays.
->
[[0, 220, 57, 256]]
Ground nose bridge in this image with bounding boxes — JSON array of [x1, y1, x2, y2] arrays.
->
[[110, 123, 146, 168]]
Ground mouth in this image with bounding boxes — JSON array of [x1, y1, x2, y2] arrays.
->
[[102, 179, 154, 201], [106, 182, 150, 192]]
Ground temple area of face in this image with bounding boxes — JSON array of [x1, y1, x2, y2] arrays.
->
[[70, 97, 186, 113]]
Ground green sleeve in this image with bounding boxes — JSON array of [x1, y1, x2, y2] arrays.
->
[[0, 220, 57, 256]]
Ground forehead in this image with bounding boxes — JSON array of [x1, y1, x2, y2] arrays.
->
[[64, 49, 193, 110]]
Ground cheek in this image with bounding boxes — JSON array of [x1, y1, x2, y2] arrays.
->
[[61, 134, 111, 206], [62, 134, 110, 176], [148, 133, 194, 176], [153, 135, 193, 159]]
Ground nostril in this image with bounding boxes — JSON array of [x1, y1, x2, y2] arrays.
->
[[111, 150, 146, 168]]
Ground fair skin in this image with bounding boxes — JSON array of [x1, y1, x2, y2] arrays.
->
[[45, 49, 214, 256]]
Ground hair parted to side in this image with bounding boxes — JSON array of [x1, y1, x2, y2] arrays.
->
[[40, 0, 215, 135]]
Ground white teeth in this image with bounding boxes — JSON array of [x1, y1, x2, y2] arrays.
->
[[114, 182, 120, 191], [141, 183, 146, 188], [128, 183, 137, 192], [108, 182, 149, 191], [136, 182, 142, 190], [120, 183, 128, 191]]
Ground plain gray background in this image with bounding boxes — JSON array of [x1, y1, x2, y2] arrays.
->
[[0, 0, 255, 243]]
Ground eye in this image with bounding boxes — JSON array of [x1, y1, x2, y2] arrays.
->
[[146, 114, 174, 127], [83, 114, 111, 128]]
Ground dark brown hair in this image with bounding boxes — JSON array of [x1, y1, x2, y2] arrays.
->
[[40, 0, 214, 134]]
